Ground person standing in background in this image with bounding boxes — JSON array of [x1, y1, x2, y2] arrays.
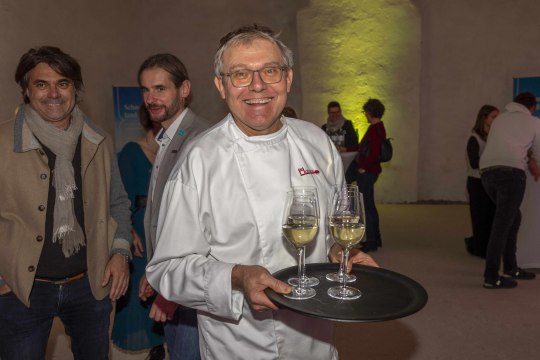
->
[[322, 101, 358, 152], [282, 105, 298, 118], [464, 105, 498, 258], [480, 92, 540, 289], [346, 98, 387, 252], [0, 46, 132, 359], [137, 53, 211, 360], [113, 105, 165, 359]]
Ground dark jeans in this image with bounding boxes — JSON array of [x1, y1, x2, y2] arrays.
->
[[467, 176, 495, 256], [0, 276, 112, 360], [480, 167, 526, 282], [346, 167, 381, 245], [164, 307, 200, 360]]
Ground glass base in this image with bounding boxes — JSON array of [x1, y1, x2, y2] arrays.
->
[[327, 285, 362, 300], [325, 272, 356, 283], [288, 276, 320, 287], [284, 286, 316, 300]]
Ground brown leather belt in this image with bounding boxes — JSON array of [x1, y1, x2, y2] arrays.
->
[[35, 271, 87, 285]]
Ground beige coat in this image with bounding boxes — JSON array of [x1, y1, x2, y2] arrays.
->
[[0, 110, 129, 306]]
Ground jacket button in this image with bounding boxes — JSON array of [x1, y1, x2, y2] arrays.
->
[[38, 205, 45, 211], [28, 266, 35, 272], [40, 173, 48, 180], [36, 235, 43, 242]]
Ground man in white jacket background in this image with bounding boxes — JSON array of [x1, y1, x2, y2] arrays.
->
[[146, 24, 377, 359]]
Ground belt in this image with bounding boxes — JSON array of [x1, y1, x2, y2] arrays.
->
[[35, 271, 87, 285], [479, 165, 520, 175]]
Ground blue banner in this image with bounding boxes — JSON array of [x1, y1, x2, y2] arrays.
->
[[113, 86, 144, 152], [513, 77, 540, 117]]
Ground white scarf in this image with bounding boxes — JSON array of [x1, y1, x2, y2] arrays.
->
[[325, 115, 346, 132], [24, 104, 86, 257]]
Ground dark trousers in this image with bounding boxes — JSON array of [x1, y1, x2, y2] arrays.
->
[[467, 176, 495, 257], [164, 307, 200, 360], [481, 167, 526, 282], [0, 276, 112, 360], [346, 167, 381, 245]]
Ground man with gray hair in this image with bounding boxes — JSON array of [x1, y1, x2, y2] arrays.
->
[[146, 25, 377, 359], [0, 46, 131, 359]]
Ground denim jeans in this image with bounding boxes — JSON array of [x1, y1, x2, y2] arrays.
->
[[164, 307, 200, 360], [0, 276, 112, 360], [346, 168, 381, 245], [466, 176, 495, 257], [480, 167, 526, 282]]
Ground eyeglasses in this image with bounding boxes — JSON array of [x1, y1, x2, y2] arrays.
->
[[221, 66, 288, 88]]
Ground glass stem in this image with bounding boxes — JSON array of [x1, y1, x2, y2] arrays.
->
[[340, 248, 350, 291], [297, 247, 305, 289], [301, 250, 307, 281], [337, 250, 346, 277]]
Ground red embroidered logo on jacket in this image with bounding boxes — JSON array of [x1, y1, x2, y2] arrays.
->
[[298, 167, 320, 176]]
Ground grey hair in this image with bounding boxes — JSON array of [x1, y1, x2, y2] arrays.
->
[[213, 24, 294, 77]]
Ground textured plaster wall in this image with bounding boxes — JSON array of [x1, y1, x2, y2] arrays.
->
[[297, 0, 421, 203], [0, 0, 306, 135], [2, 0, 540, 202], [414, 0, 540, 201]]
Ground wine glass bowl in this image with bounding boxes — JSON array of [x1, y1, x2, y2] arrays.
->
[[287, 186, 321, 288], [326, 184, 361, 283], [327, 188, 366, 300], [282, 189, 320, 300]]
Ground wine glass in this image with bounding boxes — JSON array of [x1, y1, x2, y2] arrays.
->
[[282, 189, 320, 300], [327, 189, 366, 300], [326, 184, 359, 283], [288, 186, 320, 288]]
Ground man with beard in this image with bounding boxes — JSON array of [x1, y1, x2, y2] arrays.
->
[[0, 46, 132, 359], [137, 53, 210, 359]]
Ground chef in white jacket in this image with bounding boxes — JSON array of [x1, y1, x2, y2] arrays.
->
[[146, 24, 377, 360]]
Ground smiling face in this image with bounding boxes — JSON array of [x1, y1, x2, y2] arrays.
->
[[140, 67, 190, 129], [25, 62, 77, 129], [214, 38, 293, 136]]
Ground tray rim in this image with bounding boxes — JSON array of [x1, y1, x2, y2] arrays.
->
[[265, 263, 428, 323]]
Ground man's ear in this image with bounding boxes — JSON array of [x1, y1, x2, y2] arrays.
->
[[214, 77, 226, 99], [285, 68, 293, 93], [180, 80, 191, 99]]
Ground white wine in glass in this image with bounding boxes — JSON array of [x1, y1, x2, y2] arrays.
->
[[288, 186, 320, 288], [326, 184, 360, 283], [327, 189, 366, 300], [282, 190, 319, 300], [330, 215, 365, 249]]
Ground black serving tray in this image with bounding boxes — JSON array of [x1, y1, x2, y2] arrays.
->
[[265, 263, 428, 322]]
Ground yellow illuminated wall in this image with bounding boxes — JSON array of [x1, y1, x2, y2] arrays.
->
[[297, 0, 421, 202]]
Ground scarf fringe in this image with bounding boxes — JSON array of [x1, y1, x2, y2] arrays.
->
[[58, 184, 77, 201], [53, 225, 86, 257]]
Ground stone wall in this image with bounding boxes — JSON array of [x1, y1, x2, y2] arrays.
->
[[2, 0, 540, 202]]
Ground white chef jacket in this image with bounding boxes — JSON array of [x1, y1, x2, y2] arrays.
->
[[147, 114, 344, 360]]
